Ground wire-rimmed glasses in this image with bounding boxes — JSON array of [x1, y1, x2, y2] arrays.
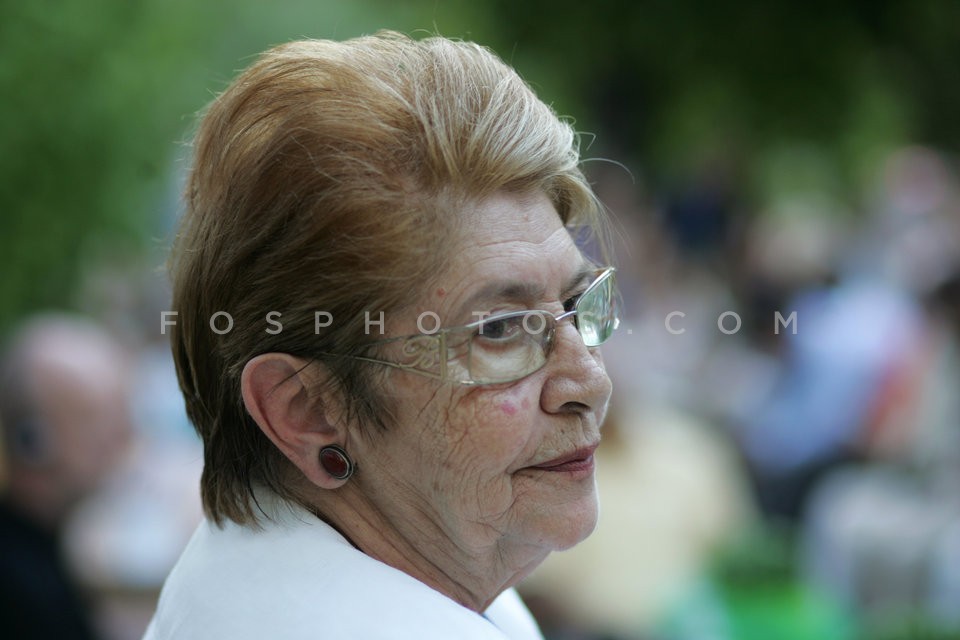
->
[[327, 267, 620, 385]]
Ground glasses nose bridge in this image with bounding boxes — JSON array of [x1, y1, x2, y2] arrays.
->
[[553, 307, 578, 326], [540, 307, 581, 359]]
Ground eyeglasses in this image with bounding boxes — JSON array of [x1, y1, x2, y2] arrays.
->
[[327, 267, 620, 385]]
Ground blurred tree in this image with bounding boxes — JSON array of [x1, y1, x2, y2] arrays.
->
[[2, 0, 959, 334], [462, 0, 960, 183], [0, 0, 401, 334], [0, 0, 223, 333]]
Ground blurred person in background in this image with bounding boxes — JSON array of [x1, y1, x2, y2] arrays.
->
[[801, 148, 960, 633], [0, 313, 132, 640], [146, 32, 618, 639]]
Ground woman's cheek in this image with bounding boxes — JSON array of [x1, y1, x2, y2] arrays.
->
[[497, 400, 518, 416], [497, 396, 532, 416]]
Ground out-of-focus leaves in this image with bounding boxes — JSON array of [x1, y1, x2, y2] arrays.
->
[[0, 0, 406, 334], [3, 0, 959, 333], [0, 0, 221, 332]]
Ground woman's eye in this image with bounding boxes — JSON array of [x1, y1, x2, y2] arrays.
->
[[477, 316, 523, 341], [563, 293, 582, 313]]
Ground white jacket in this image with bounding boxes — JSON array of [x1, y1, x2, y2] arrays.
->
[[143, 496, 544, 639]]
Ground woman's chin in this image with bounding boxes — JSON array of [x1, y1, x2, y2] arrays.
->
[[556, 500, 600, 551], [523, 482, 600, 552]]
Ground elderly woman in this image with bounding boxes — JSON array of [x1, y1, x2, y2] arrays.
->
[[146, 32, 619, 639]]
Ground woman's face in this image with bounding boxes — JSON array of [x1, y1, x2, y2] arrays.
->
[[352, 190, 612, 576]]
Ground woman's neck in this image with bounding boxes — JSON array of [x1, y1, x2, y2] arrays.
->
[[308, 483, 546, 612]]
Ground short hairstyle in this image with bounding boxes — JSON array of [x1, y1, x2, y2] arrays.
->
[[171, 31, 605, 525]]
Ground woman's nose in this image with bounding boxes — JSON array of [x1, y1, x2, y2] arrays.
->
[[539, 321, 612, 416]]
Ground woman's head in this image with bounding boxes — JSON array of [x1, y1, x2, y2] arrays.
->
[[172, 32, 606, 526]]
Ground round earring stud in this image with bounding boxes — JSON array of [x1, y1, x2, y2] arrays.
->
[[319, 444, 354, 481]]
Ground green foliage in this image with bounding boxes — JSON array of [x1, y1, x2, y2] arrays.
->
[[707, 526, 854, 640], [0, 0, 220, 333], [0, 0, 399, 335], [3, 0, 959, 334], [862, 616, 960, 640]]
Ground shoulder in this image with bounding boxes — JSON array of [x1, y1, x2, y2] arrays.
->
[[146, 505, 540, 640], [485, 589, 543, 640]]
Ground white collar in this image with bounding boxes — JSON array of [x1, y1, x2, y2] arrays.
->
[[145, 492, 543, 640]]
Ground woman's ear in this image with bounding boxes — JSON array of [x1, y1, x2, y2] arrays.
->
[[240, 353, 352, 489]]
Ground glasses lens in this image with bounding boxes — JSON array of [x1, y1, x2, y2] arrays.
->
[[465, 311, 551, 384], [576, 270, 619, 347], [455, 270, 618, 384]]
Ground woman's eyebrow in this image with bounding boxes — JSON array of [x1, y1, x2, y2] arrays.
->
[[562, 264, 596, 297], [457, 263, 595, 316], [459, 281, 544, 315]]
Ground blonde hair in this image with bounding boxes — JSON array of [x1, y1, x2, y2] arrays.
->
[[171, 31, 605, 525]]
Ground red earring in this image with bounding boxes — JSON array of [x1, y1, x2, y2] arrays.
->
[[319, 445, 354, 481]]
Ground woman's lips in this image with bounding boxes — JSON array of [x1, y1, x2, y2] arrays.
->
[[530, 446, 598, 474]]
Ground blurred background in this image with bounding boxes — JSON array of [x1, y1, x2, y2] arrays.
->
[[2, 1, 959, 638]]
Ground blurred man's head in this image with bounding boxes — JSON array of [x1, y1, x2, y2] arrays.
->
[[0, 314, 132, 527]]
